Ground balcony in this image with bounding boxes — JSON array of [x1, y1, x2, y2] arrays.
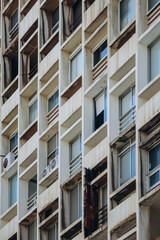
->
[[27, 191, 37, 211], [70, 153, 82, 176], [92, 56, 108, 81], [119, 106, 136, 133]]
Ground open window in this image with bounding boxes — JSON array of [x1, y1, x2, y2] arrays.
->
[[9, 174, 17, 207], [70, 49, 82, 83], [149, 37, 160, 81], [120, 0, 135, 31], [70, 134, 82, 176], [94, 88, 107, 131], [119, 85, 135, 132], [118, 137, 136, 186]]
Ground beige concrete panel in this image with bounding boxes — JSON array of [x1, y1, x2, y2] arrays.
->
[[137, 91, 160, 129], [19, 2, 39, 39], [37, 179, 59, 212], [109, 193, 136, 231], [83, 137, 108, 169], [1, 89, 18, 123], [0, 216, 18, 240]]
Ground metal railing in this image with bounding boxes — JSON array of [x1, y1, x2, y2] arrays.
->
[[29, 64, 38, 80], [47, 105, 59, 125], [52, 22, 59, 35], [148, 2, 160, 26], [119, 106, 136, 133], [27, 192, 37, 211], [69, 153, 82, 176], [98, 204, 107, 227], [69, 14, 82, 34], [10, 23, 19, 42], [92, 56, 108, 81]]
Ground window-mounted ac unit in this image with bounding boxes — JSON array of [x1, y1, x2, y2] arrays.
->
[[49, 155, 58, 171], [42, 165, 50, 178], [3, 152, 15, 171]]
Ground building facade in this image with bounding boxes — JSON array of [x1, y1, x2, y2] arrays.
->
[[0, 0, 160, 239]]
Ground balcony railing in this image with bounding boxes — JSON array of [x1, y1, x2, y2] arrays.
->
[[47, 105, 59, 125], [98, 204, 107, 227], [27, 192, 37, 211], [10, 23, 19, 42], [29, 64, 38, 80], [69, 153, 82, 176], [69, 14, 82, 34], [148, 2, 160, 26], [119, 106, 136, 133], [52, 22, 59, 35], [92, 56, 108, 81]]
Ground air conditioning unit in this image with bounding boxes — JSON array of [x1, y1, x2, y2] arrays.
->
[[49, 155, 58, 171], [3, 152, 15, 171], [42, 165, 50, 178]]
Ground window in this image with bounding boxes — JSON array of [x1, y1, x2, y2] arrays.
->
[[9, 174, 17, 207], [150, 38, 160, 81], [119, 85, 135, 132], [52, 6, 59, 34], [47, 133, 59, 164], [93, 40, 107, 67], [100, 185, 107, 224], [94, 88, 107, 131], [48, 222, 58, 240], [119, 137, 136, 186], [70, 134, 82, 175], [148, 0, 159, 11], [28, 175, 37, 210], [70, 182, 82, 224], [148, 143, 160, 188], [70, 50, 82, 83], [70, 0, 82, 33], [10, 9, 18, 31], [120, 0, 135, 31], [28, 220, 37, 240], [29, 99, 37, 125], [10, 132, 18, 152], [48, 90, 59, 113]]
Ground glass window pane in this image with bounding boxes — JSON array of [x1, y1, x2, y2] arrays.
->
[[28, 176, 37, 198], [29, 100, 37, 125], [11, 10, 18, 30], [101, 41, 107, 60], [148, 0, 159, 10], [48, 135, 57, 155], [48, 90, 59, 113], [77, 50, 82, 76], [150, 171, 160, 187], [121, 90, 132, 116], [48, 225, 56, 240], [149, 144, 160, 171], [71, 137, 80, 160], [71, 55, 77, 82], [79, 182, 82, 218], [94, 48, 100, 66], [102, 185, 107, 207], [150, 38, 160, 80], [95, 93, 104, 116], [120, 150, 131, 185], [132, 86, 135, 105], [10, 132, 18, 151], [131, 144, 136, 177], [70, 185, 78, 224], [28, 221, 37, 240], [10, 174, 17, 206], [52, 6, 59, 34], [128, 0, 135, 22], [120, 0, 128, 30]]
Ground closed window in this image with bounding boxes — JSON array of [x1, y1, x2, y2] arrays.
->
[[52, 6, 59, 34], [48, 90, 59, 113], [93, 40, 107, 67], [148, 143, 160, 188], [70, 50, 82, 83], [119, 86, 135, 132], [10, 132, 18, 152], [28, 220, 37, 240], [10, 9, 18, 30], [9, 174, 17, 207], [94, 89, 107, 131], [150, 38, 160, 81], [70, 134, 82, 175], [100, 185, 107, 224], [148, 0, 159, 11], [48, 222, 58, 240], [120, 0, 135, 31], [70, 182, 82, 224], [119, 137, 136, 186], [47, 133, 59, 164], [29, 99, 37, 125]]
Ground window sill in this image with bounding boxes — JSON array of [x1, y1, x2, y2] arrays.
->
[[1, 158, 18, 178], [139, 183, 160, 205], [19, 159, 37, 181], [20, 119, 37, 141], [39, 209, 58, 229], [1, 202, 17, 221], [39, 165, 58, 188], [60, 217, 82, 239], [20, 72, 38, 98]]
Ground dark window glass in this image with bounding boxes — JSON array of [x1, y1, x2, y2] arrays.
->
[[10, 132, 18, 152], [150, 171, 160, 187], [10, 10, 18, 30], [149, 144, 160, 171], [148, 0, 159, 11], [52, 6, 59, 34], [93, 41, 107, 66], [48, 90, 59, 113]]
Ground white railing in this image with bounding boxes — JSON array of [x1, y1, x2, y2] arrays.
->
[[27, 191, 37, 211], [119, 106, 136, 133], [69, 153, 82, 176]]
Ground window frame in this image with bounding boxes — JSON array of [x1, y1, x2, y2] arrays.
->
[[47, 88, 59, 115], [10, 9, 18, 31], [92, 38, 108, 69], [147, 142, 160, 191], [69, 46, 82, 83], [147, 0, 159, 13], [28, 95, 38, 125], [48, 221, 58, 240], [149, 37, 160, 82], [69, 181, 82, 225], [47, 133, 59, 165], [119, 0, 136, 32], [9, 132, 18, 152], [51, 5, 59, 35], [118, 137, 136, 187], [70, 134, 82, 162], [94, 88, 107, 131], [9, 173, 17, 207]]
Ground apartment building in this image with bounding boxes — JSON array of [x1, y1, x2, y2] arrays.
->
[[0, 0, 159, 239]]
